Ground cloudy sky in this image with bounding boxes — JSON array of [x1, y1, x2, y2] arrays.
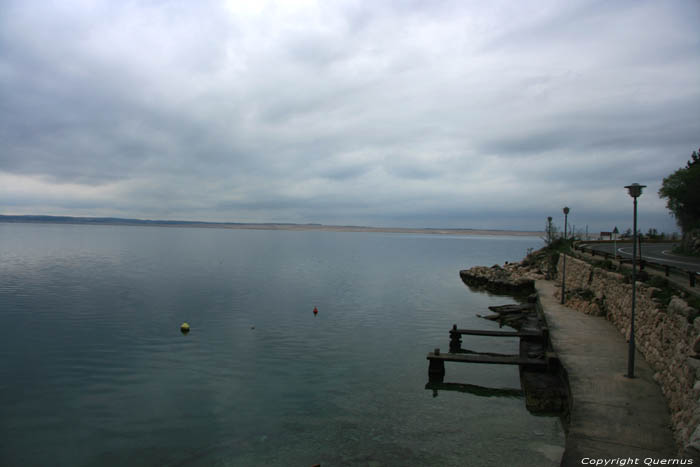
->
[[1, 0, 699, 232]]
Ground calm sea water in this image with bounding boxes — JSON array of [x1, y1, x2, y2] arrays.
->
[[0, 223, 564, 467]]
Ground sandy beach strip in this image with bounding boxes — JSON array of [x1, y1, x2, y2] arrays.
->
[[214, 223, 542, 237]]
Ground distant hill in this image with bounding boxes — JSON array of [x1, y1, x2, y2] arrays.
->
[[0, 214, 218, 226], [0, 214, 541, 236]]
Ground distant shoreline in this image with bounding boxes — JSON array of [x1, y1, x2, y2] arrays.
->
[[0, 215, 542, 237]]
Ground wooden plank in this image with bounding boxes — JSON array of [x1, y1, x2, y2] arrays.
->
[[487, 304, 534, 314], [452, 328, 543, 338], [475, 313, 501, 320], [426, 351, 547, 366]]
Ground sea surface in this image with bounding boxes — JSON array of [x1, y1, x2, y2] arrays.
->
[[0, 223, 564, 466]]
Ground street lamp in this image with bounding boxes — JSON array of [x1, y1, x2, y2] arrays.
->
[[561, 206, 570, 304], [624, 183, 646, 378]]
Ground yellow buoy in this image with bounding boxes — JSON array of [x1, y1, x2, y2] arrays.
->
[[180, 322, 190, 334]]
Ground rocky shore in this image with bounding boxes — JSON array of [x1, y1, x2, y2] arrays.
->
[[459, 249, 551, 296], [463, 245, 700, 458]]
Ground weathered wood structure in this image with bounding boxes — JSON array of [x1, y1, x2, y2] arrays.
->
[[426, 299, 568, 415]]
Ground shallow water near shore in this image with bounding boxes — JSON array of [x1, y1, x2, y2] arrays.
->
[[0, 223, 564, 466]]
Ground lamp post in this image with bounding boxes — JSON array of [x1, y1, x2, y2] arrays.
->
[[561, 206, 570, 304], [625, 183, 646, 378], [613, 226, 619, 259]]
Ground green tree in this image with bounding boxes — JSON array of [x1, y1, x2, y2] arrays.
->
[[543, 216, 558, 246], [659, 148, 700, 234]]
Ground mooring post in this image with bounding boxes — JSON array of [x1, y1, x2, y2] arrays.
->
[[428, 348, 445, 382], [665, 265, 670, 277], [691, 272, 697, 288], [449, 324, 462, 353]]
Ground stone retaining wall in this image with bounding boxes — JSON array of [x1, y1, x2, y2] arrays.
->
[[556, 254, 700, 457]]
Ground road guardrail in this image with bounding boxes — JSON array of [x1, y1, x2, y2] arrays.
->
[[574, 242, 698, 288]]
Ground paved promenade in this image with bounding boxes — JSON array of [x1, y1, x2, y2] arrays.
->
[[535, 280, 677, 465]]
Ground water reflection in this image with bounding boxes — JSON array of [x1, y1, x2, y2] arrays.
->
[[425, 381, 524, 399]]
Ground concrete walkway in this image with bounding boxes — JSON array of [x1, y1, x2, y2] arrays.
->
[[536, 280, 677, 465]]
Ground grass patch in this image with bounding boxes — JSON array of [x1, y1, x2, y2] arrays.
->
[[620, 268, 649, 284], [648, 275, 669, 289], [591, 259, 616, 272]]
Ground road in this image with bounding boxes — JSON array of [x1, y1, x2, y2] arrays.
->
[[580, 242, 700, 273]]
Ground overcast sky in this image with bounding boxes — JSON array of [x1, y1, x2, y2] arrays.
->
[[2, 0, 699, 232]]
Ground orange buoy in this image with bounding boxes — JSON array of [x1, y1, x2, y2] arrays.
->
[[313, 306, 318, 315]]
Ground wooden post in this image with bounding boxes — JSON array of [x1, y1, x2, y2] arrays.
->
[[665, 265, 670, 277], [429, 348, 445, 382], [691, 272, 697, 288], [449, 324, 462, 353]]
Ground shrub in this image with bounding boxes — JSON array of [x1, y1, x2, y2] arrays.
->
[[549, 252, 560, 276], [572, 288, 594, 301], [688, 295, 700, 312], [651, 287, 673, 307], [648, 276, 669, 289], [592, 259, 615, 271]]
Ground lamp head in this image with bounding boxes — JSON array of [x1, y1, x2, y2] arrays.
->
[[563, 207, 570, 215], [625, 183, 646, 198]]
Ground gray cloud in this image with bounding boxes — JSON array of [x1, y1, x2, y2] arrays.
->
[[1, 0, 698, 233]]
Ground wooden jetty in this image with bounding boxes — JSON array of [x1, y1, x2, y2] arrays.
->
[[426, 299, 568, 415], [427, 302, 551, 382], [428, 348, 548, 373]]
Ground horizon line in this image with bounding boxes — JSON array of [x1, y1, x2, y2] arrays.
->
[[0, 214, 543, 235]]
